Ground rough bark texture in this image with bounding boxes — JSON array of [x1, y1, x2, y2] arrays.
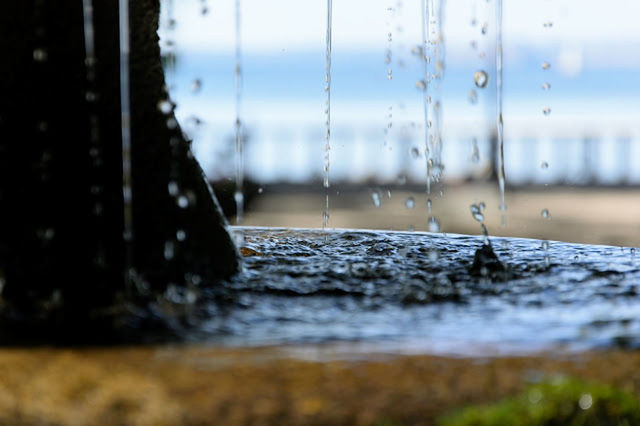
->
[[0, 0, 239, 338]]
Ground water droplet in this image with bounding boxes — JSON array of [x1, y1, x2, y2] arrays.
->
[[543, 21, 553, 28], [176, 229, 187, 241], [191, 79, 202, 93], [528, 388, 543, 404], [37, 121, 48, 133], [474, 70, 489, 88], [471, 138, 480, 163], [186, 190, 197, 205], [168, 181, 179, 196], [371, 190, 382, 207], [258, 187, 264, 194], [410, 147, 420, 159], [387, 69, 393, 80], [542, 61, 551, 70], [578, 394, 593, 410], [415, 80, 426, 90], [123, 186, 132, 203], [468, 89, 478, 104], [540, 161, 549, 170], [33, 48, 48, 62], [177, 195, 189, 209], [38, 228, 55, 241], [481, 22, 489, 35], [384, 49, 392, 64], [190, 274, 202, 286], [541, 240, 550, 250], [201, 6, 209, 15], [85, 91, 98, 103], [164, 241, 175, 260], [158, 100, 173, 114], [542, 107, 551, 116], [479, 202, 485, 211], [186, 116, 203, 128], [428, 250, 439, 261], [470, 40, 478, 50], [387, 190, 392, 199], [427, 198, 432, 213], [541, 209, 550, 219], [166, 118, 178, 129], [405, 197, 415, 209], [470, 204, 484, 223], [428, 217, 440, 232], [541, 82, 551, 90]]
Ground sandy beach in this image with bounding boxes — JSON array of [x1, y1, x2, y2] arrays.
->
[[240, 183, 640, 247]]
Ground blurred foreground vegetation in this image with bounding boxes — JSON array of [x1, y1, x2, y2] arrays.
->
[[439, 378, 640, 426]]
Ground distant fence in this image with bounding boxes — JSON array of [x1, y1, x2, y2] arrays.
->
[[195, 115, 640, 187]]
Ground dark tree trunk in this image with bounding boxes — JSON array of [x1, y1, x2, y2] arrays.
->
[[0, 0, 239, 338]]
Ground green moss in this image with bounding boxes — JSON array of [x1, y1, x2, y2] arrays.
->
[[438, 377, 640, 426]]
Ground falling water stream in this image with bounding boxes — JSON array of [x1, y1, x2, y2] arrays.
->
[[421, 0, 444, 232], [495, 0, 506, 225], [323, 0, 333, 231], [81, 0, 106, 269], [118, 0, 134, 289], [234, 0, 244, 225], [420, 0, 429, 182]]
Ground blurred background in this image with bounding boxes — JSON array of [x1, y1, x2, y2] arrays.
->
[[159, 0, 640, 246]]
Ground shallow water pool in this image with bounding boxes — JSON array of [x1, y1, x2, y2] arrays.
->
[[189, 226, 640, 356]]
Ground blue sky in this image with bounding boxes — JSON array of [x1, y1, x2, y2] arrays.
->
[[167, 0, 640, 53]]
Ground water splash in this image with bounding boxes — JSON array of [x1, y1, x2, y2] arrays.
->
[[495, 0, 506, 225], [323, 0, 333, 231], [234, 0, 244, 225], [119, 0, 134, 289]]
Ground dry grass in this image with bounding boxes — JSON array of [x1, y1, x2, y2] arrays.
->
[[1, 346, 640, 425]]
